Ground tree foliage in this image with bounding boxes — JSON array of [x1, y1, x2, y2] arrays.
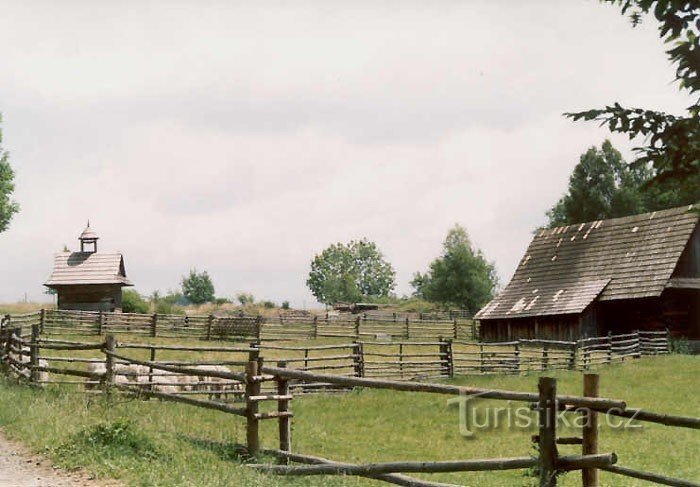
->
[[565, 1, 700, 189], [547, 140, 650, 226], [121, 289, 150, 314], [307, 239, 396, 305], [181, 269, 215, 305], [411, 225, 498, 312], [0, 114, 19, 233], [547, 140, 698, 227]]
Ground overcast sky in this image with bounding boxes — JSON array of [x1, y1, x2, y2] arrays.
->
[[0, 1, 692, 307]]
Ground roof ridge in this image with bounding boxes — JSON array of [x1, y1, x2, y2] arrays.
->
[[541, 204, 698, 235]]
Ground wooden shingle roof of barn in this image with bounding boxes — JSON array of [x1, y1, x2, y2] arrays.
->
[[475, 205, 699, 321], [44, 251, 132, 286]]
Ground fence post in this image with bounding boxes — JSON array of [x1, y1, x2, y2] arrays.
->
[[471, 321, 477, 341], [245, 359, 261, 458], [39, 309, 46, 334], [568, 344, 576, 370], [352, 341, 364, 378], [445, 338, 454, 378], [606, 332, 612, 364], [30, 324, 40, 384], [104, 334, 116, 391], [151, 313, 158, 338], [148, 346, 156, 393], [206, 315, 214, 341], [354, 316, 361, 338], [97, 310, 104, 335], [542, 343, 549, 371], [665, 327, 671, 353], [479, 344, 484, 374], [303, 348, 309, 370], [255, 316, 263, 344], [582, 374, 600, 487], [276, 361, 291, 462], [2, 326, 12, 357], [248, 343, 261, 365], [634, 330, 641, 358], [405, 317, 410, 339], [452, 319, 458, 339], [312, 316, 318, 339], [399, 343, 404, 378], [538, 376, 558, 487], [514, 342, 521, 374]]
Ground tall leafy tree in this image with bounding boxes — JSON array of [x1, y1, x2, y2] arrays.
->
[[566, 1, 700, 196], [307, 239, 396, 305], [0, 114, 19, 233], [411, 225, 498, 312], [181, 269, 216, 304], [547, 140, 651, 226]]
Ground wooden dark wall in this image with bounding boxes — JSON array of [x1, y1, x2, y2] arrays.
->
[[593, 292, 699, 339], [480, 314, 579, 342], [673, 224, 700, 277], [54, 284, 123, 312]]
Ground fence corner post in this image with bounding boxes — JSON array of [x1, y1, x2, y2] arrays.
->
[[151, 313, 158, 338], [104, 334, 116, 391], [245, 359, 261, 458], [452, 318, 458, 339], [582, 373, 600, 487], [30, 324, 40, 384], [538, 376, 558, 487], [276, 361, 291, 463], [354, 315, 361, 338]]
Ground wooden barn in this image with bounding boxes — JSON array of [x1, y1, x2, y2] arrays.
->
[[475, 205, 700, 343], [44, 224, 132, 311]]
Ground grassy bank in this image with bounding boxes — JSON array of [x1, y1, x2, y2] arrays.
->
[[0, 355, 697, 486]]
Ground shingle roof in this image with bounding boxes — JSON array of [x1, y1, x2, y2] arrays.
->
[[44, 251, 132, 286], [476, 205, 699, 320]]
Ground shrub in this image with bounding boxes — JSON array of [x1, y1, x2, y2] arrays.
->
[[236, 292, 255, 305], [670, 337, 691, 355], [261, 300, 276, 309], [121, 290, 150, 314], [281, 301, 290, 310], [55, 419, 161, 466]]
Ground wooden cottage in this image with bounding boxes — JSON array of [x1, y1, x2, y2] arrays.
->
[[44, 224, 132, 311], [475, 205, 700, 343]]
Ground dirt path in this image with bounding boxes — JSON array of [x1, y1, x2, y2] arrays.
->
[[0, 430, 119, 487]]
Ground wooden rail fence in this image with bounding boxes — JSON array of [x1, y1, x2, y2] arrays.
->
[[0, 325, 697, 486], [2, 309, 478, 342]]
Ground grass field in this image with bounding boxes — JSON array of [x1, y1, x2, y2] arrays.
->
[[0, 350, 697, 487]]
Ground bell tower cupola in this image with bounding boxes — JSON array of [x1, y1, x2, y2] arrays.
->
[[79, 221, 99, 253]]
